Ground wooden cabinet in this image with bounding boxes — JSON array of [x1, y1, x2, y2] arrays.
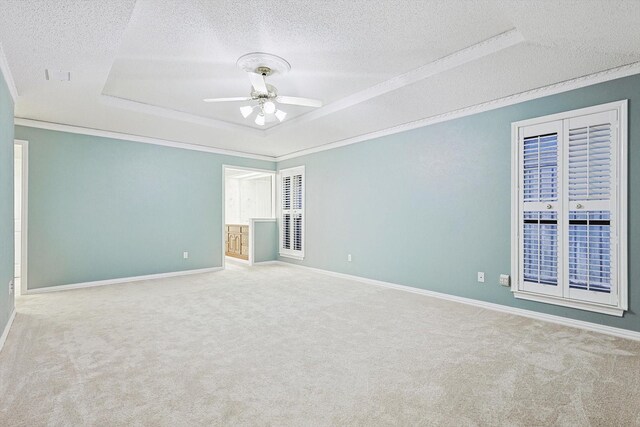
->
[[225, 224, 249, 260]]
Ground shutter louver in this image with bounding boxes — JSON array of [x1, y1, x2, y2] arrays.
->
[[568, 124, 611, 201], [523, 134, 558, 202], [569, 211, 611, 293], [282, 214, 291, 250], [282, 176, 291, 210], [293, 174, 302, 209], [293, 215, 302, 251], [523, 211, 558, 286]]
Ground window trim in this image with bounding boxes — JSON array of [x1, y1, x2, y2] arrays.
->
[[278, 165, 305, 260], [511, 100, 628, 317]]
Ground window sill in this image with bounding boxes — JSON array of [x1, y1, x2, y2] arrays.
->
[[513, 290, 624, 317], [279, 253, 304, 261]]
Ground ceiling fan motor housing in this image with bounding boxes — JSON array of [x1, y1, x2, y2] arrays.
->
[[251, 83, 278, 101]]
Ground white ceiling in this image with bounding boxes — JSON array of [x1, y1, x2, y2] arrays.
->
[[1, 0, 640, 158]]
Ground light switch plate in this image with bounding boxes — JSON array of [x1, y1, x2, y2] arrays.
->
[[477, 272, 485, 283], [499, 274, 510, 287]]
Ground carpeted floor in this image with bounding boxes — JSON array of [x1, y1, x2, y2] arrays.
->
[[1, 261, 639, 426]]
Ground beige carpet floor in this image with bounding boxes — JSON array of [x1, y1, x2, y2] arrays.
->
[[1, 261, 639, 426]]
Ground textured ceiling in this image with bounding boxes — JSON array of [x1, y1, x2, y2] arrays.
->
[[1, 0, 640, 158]]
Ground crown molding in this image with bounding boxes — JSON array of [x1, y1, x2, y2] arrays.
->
[[14, 118, 276, 162], [14, 61, 640, 163], [276, 61, 640, 161], [0, 43, 18, 102], [264, 29, 525, 136], [99, 94, 265, 136]]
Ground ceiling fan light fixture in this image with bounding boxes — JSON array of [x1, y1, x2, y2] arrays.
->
[[263, 101, 276, 114], [204, 53, 321, 125], [240, 105, 254, 118], [275, 109, 287, 122]]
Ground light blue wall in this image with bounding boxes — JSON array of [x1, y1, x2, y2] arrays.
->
[[14, 126, 274, 290], [253, 220, 278, 263], [10, 74, 640, 332], [279, 73, 640, 332], [0, 71, 14, 335]]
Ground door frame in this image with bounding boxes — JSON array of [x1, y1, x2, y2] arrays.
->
[[14, 139, 28, 295], [221, 165, 276, 269]]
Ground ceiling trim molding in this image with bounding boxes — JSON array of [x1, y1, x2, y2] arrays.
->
[[276, 61, 640, 161], [96, 30, 523, 138], [14, 118, 276, 162], [13, 61, 640, 163], [0, 43, 19, 102], [264, 29, 525, 136], [98, 94, 265, 136]]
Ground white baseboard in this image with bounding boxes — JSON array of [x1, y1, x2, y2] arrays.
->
[[277, 262, 640, 342], [0, 309, 16, 354], [24, 267, 223, 294], [253, 260, 280, 265]]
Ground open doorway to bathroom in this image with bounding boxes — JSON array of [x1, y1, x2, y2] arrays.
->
[[223, 166, 276, 268], [14, 140, 28, 296]]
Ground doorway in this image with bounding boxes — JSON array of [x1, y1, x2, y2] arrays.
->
[[14, 140, 28, 296], [222, 166, 275, 268]]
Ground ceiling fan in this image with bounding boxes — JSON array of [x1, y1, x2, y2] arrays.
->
[[203, 52, 323, 126]]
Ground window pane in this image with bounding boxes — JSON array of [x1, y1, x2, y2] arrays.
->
[[569, 211, 611, 293], [282, 176, 291, 210], [523, 134, 558, 202], [292, 174, 303, 210], [282, 213, 291, 249], [293, 214, 302, 251], [523, 211, 558, 285]]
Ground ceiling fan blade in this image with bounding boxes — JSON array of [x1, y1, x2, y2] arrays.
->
[[248, 72, 268, 94], [276, 96, 323, 108], [203, 96, 253, 103]]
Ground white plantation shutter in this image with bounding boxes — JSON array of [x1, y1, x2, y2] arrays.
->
[[519, 121, 563, 297], [565, 110, 618, 306], [280, 166, 305, 259], [513, 101, 627, 316], [282, 175, 291, 250], [292, 174, 303, 251]]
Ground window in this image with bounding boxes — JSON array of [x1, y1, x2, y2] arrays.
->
[[279, 166, 305, 259], [511, 101, 627, 316]]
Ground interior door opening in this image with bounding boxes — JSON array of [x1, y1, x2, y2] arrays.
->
[[222, 166, 275, 268], [14, 140, 28, 296]]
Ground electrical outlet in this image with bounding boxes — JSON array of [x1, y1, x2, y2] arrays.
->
[[9, 280, 14, 295], [183, 251, 189, 259], [347, 254, 352, 262], [499, 274, 511, 287], [477, 272, 485, 283]]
